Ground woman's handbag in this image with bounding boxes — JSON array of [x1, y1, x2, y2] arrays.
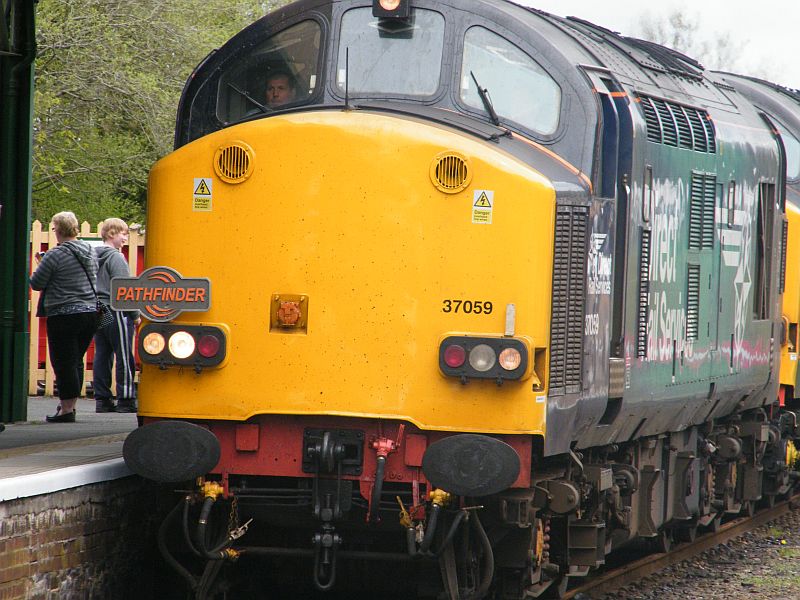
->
[[67, 245, 116, 332], [95, 301, 115, 330]]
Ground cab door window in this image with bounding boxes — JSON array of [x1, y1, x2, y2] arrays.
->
[[460, 26, 561, 135], [216, 20, 322, 123]]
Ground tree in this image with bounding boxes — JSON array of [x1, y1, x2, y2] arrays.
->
[[636, 9, 747, 73], [33, 0, 288, 225]]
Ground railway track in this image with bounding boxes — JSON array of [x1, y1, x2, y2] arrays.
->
[[564, 494, 800, 599]]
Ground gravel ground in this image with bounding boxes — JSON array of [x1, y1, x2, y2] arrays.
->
[[594, 507, 800, 600]]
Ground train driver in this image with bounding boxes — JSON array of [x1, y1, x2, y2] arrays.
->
[[265, 69, 297, 108]]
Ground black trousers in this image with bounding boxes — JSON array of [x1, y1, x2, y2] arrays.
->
[[46, 312, 96, 401]]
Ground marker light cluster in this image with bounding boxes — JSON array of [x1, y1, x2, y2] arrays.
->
[[139, 323, 226, 369], [439, 336, 528, 382]]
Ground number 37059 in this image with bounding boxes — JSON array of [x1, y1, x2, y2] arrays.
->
[[442, 300, 493, 314]]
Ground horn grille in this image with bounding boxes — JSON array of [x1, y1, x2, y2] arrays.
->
[[430, 152, 471, 193], [214, 142, 254, 183]]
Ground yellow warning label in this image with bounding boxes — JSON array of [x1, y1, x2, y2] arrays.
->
[[472, 209, 491, 224], [193, 196, 212, 211], [194, 179, 211, 195], [472, 189, 494, 225], [474, 191, 492, 208]]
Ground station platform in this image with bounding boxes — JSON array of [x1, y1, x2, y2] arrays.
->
[[0, 396, 138, 501]]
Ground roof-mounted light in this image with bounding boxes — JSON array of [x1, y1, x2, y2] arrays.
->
[[373, 0, 410, 18]]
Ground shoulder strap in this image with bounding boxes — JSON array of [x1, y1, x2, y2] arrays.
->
[[63, 244, 99, 301]]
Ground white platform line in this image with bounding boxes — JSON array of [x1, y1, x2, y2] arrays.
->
[[0, 458, 133, 502]]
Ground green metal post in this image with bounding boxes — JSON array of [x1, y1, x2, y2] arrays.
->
[[0, 0, 36, 422]]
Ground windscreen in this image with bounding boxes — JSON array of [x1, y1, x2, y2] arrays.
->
[[336, 8, 445, 97], [460, 26, 561, 135]]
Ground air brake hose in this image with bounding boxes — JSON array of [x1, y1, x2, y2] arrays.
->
[[182, 496, 203, 557], [463, 511, 494, 600], [194, 496, 216, 554], [419, 503, 441, 553], [406, 527, 418, 556], [432, 510, 468, 558], [158, 502, 198, 591], [370, 455, 387, 522], [194, 496, 238, 559]]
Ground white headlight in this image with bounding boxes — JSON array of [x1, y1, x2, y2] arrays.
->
[[168, 331, 196, 359], [468, 344, 496, 372]]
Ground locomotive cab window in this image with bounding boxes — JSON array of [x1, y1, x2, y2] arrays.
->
[[460, 27, 561, 135], [335, 8, 445, 97], [216, 20, 322, 123], [775, 119, 800, 181]]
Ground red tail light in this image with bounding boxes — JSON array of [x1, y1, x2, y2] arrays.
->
[[198, 334, 221, 357], [443, 344, 466, 367]]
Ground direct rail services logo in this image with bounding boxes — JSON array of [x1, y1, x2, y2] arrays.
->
[[111, 266, 211, 322]]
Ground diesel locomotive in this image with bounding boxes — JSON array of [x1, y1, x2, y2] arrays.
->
[[121, 0, 800, 597]]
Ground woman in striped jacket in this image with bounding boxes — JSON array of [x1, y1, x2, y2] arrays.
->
[[30, 211, 98, 423]]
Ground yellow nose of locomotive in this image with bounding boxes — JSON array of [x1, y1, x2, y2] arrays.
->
[[141, 110, 556, 436]]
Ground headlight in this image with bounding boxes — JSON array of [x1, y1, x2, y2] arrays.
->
[[142, 332, 166, 355], [468, 344, 496, 372], [498, 348, 522, 371], [439, 336, 529, 383], [138, 323, 227, 369], [168, 331, 196, 359]]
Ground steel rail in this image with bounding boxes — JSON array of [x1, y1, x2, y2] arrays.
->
[[564, 495, 800, 599]]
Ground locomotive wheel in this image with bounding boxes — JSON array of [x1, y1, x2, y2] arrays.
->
[[674, 523, 698, 543], [706, 513, 723, 532], [540, 575, 569, 599], [652, 530, 671, 553]]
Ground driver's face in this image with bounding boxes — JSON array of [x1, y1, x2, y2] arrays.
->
[[266, 75, 295, 107]]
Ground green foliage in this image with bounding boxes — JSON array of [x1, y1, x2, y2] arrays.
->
[[767, 526, 787, 538], [33, 0, 289, 225], [777, 546, 800, 558], [635, 9, 756, 75]]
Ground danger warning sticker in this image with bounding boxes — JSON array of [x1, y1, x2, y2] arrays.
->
[[472, 190, 493, 224], [193, 177, 213, 211]]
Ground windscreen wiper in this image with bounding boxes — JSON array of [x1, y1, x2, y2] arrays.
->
[[227, 83, 270, 114], [470, 71, 501, 126]]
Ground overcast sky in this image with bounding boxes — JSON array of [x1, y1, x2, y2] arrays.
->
[[514, 0, 800, 90]]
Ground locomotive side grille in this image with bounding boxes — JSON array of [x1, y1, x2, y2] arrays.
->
[[689, 176, 703, 250], [640, 97, 662, 143], [214, 142, 254, 183], [637, 228, 651, 358], [674, 105, 694, 149], [638, 94, 716, 153], [702, 175, 716, 249], [549, 205, 588, 396], [686, 109, 709, 152], [689, 172, 716, 250], [702, 115, 717, 153], [686, 264, 700, 340], [780, 219, 788, 294], [653, 97, 678, 147], [430, 152, 471, 193]]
